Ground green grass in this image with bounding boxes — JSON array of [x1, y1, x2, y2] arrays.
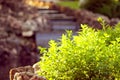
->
[[58, 1, 79, 9]]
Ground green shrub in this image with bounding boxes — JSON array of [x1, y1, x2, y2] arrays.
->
[[37, 19, 120, 80], [79, 0, 120, 18]]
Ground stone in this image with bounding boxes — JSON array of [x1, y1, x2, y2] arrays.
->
[[32, 62, 40, 74], [9, 66, 34, 80], [35, 16, 52, 33], [22, 31, 34, 37], [9, 66, 46, 80], [22, 20, 38, 31], [30, 76, 46, 80], [110, 18, 120, 26]]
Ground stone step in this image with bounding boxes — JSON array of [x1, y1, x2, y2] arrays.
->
[[21, 14, 79, 37], [51, 21, 79, 31], [44, 13, 76, 21], [35, 32, 76, 47], [35, 33, 62, 47], [45, 13, 67, 18], [33, 13, 79, 33], [37, 7, 50, 10], [38, 9, 59, 14], [47, 14, 79, 31]]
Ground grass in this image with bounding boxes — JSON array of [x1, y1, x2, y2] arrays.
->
[[58, 1, 79, 9]]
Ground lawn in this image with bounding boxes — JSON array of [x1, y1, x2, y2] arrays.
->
[[58, 1, 79, 9]]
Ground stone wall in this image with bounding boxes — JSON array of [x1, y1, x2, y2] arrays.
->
[[49, 3, 120, 28], [0, 1, 40, 80]]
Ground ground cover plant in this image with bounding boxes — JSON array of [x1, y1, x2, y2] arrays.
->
[[37, 18, 120, 80]]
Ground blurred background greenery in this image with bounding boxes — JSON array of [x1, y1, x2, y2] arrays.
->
[[58, 0, 79, 9], [58, 0, 120, 18]]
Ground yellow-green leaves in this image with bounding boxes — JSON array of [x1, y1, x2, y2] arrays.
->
[[38, 21, 120, 80]]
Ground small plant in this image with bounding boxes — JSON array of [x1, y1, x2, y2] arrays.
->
[[37, 18, 120, 80]]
